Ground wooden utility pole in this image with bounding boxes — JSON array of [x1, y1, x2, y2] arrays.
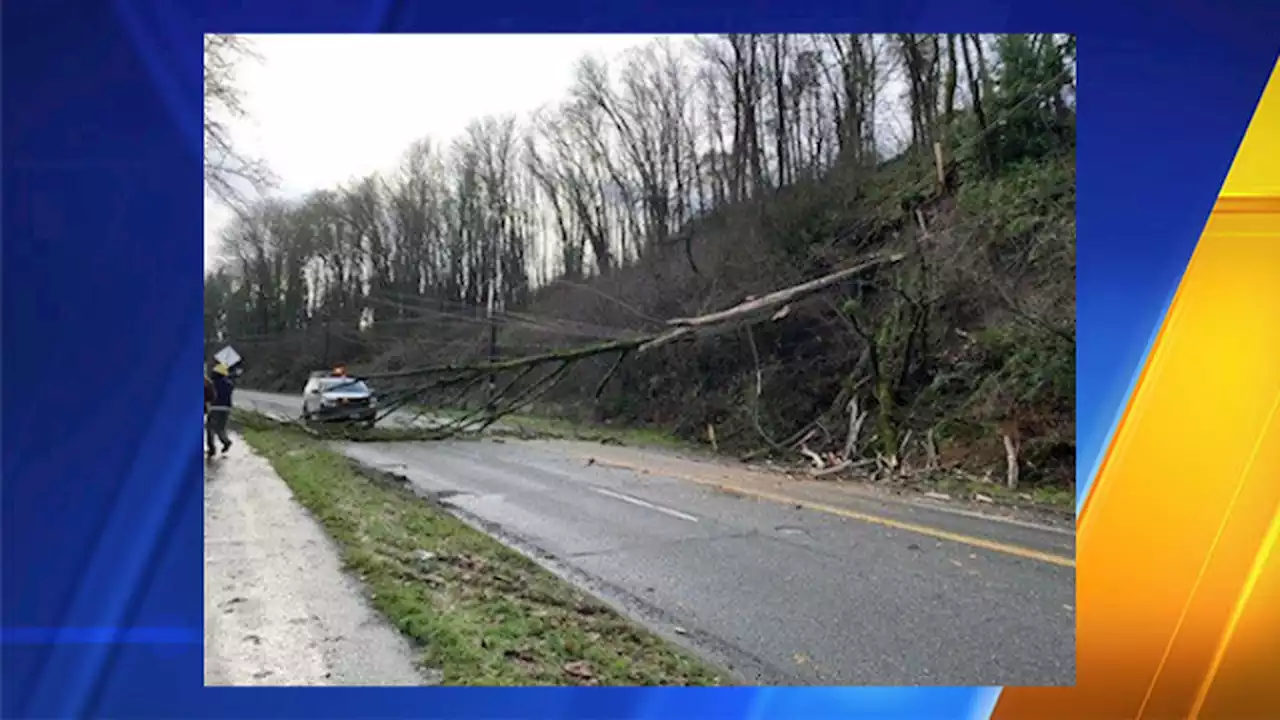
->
[[486, 264, 498, 411], [322, 315, 331, 367], [933, 141, 947, 188]]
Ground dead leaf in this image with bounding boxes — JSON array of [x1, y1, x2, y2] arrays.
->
[[563, 660, 595, 680], [793, 653, 810, 665]]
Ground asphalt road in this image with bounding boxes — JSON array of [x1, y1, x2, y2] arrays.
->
[[236, 390, 1075, 686]]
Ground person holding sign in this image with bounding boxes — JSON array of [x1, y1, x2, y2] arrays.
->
[[206, 362, 236, 458]]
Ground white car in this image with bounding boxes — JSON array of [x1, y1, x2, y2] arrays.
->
[[301, 374, 377, 426]]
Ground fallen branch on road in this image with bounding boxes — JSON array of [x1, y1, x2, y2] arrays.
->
[[343, 252, 905, 441]]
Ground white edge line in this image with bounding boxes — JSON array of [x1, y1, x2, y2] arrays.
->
[[592, 487, 700, 523]]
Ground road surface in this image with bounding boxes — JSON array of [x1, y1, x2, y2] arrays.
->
[[204, 435, 432, 686], [237, 389, 1075, 686]]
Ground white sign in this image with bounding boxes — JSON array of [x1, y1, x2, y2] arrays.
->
[[214, 345, 242, 368]]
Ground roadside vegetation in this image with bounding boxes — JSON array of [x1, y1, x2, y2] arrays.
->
[[234, 412, 729, 686], [208, 34, 1076, 504]]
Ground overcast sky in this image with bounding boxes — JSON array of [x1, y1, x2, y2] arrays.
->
[[204, 34, 670, 268]]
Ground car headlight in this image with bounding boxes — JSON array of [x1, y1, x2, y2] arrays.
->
[[368, 396, 378, 407]]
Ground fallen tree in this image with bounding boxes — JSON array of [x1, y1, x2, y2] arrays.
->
[[336, 252, 906, 440]]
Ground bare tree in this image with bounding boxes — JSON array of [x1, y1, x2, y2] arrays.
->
[[207, 34, 1077, 488], [204, 34, 274, 208]]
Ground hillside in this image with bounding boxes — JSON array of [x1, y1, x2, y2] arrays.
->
[[205, 33, 1076, 498], [507, 151, 1074, 483]]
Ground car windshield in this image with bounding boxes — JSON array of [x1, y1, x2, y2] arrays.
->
[[320, 378, 369, 394]]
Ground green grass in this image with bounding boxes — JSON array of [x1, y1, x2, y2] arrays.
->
[[415, 405, 696, 452], [234, 415, 728, 686], [501, 413, 693, 451]]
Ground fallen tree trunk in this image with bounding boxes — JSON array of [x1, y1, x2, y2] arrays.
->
[[351, 252, 907, 438], [666, 253, 904, 330]]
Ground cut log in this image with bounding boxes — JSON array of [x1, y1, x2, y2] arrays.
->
[[1002, 432, 1020, 490]]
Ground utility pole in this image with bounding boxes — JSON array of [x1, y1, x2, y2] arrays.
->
[[322, 314, 331, 368], [485, 266, 498, 411]]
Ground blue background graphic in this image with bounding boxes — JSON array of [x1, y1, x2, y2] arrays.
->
[[4, 0, 1278, 717]]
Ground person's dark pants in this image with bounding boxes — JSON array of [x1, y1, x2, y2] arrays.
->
[[206, 407, 232, 454]]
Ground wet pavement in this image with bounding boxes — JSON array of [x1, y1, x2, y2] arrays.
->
[[236, 391, 1076, 686], [203, 435, 432, 686], [335, 437, 1076, 686]]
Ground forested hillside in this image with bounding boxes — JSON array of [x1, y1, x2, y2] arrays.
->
[[205, 34, 1076, 493]]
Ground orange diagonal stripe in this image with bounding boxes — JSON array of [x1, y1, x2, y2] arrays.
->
[[992, 57, 1280, 720]]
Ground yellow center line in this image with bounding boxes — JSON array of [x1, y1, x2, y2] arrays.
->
[[579, 454, 1076, 569]]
